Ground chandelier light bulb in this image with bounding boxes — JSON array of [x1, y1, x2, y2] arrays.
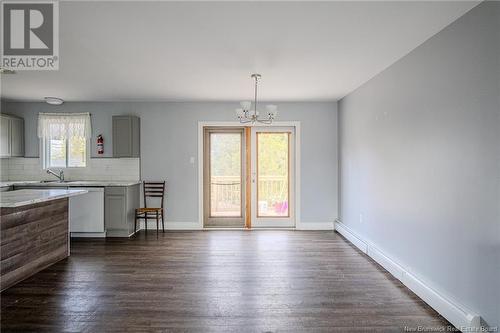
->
[[266, 104, 278, 118], [235, 108, 245, 119], [240, 101, 251, 112]]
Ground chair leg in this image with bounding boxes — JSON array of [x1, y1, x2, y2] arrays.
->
[[156, 211, 159, 236], [161, 209, 165, 233], [134, 213, 137, 235], [145, 215, 147, 233]]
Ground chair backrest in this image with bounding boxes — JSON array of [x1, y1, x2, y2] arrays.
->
[[143, 181, 166, 208]]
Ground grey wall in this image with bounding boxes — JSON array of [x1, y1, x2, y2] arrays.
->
[[3, 101, 338, 225], [339, 2, 499, 328]]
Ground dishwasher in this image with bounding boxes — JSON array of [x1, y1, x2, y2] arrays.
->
[[69, 187, 105, 237]]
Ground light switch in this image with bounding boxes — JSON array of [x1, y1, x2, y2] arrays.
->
[[189, 156, 195, 164]]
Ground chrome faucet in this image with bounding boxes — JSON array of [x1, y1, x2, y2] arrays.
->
[[46, 169, 64, 182]]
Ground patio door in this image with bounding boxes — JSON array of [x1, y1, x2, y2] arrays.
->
[[203, 128, 245, 227], [251, 127, 295, 228]]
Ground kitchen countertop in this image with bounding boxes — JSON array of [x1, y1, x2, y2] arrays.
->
[[0, 180, 141, 187], [0, 189, 88, 208], [0, 181, 41, 187]]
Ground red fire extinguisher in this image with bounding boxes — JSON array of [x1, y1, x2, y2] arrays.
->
[[97, 134, 104, 155]]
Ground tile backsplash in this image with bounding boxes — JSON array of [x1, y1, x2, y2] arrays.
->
[[0, 159, 9, 181], [0, 157, 140, 181]]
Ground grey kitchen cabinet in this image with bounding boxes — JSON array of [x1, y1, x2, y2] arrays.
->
[[112, 116, 140, 158], [0, 114, 24, 158], [105, 184, 140, 237], [10, 117, 24, 157], [0, 115, 11, 157]]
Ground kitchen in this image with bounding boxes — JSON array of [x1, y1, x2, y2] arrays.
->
[[1, 112, 142, 290]]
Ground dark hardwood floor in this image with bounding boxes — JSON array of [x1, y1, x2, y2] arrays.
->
[[1, 230, 451, 332]]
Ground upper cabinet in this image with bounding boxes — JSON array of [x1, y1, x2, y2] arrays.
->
[[10, 117, 24, 157], [0, 116, 10, 157], [0, 114, 24, 158], [112, 116, 140, 158]]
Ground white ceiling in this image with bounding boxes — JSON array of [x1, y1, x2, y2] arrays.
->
[[1, 1, 478, 102]]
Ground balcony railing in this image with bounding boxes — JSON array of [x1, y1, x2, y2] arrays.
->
[[210, 176, 241, 216], [210, 175, 287, 216]]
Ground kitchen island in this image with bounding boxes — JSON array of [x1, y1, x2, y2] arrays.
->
[[0, 189, 87, 291]]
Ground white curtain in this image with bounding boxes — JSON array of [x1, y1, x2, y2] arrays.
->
[[37, 113, 92, 140]]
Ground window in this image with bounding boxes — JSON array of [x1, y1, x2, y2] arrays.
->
[[45, 136, 87, 168], [38, 113, 91, 169]]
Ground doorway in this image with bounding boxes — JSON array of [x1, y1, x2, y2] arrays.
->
[[203, 127, 246, 228], [202, 125, 296, 228], [251, 127, 295, 228]]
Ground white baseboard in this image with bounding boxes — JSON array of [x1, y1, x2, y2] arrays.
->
[[139, 221, 200, 230], [139, 221, 335, 231], [401, 270, 481, 330], [367, 243, 405, 280], [334, 221, 368, 252], [334, 220, 481, 332], [296, 221, 334, 230]]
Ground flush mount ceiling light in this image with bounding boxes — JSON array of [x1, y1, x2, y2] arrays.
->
[[44, 97, 64, 105], [236, 74, 278, 124], [0, 67, 16, 74]]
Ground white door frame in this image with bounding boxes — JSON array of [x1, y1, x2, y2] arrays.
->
[[198, 121, 301, 229]]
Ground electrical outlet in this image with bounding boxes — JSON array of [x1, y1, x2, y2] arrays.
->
[[359, 213, 363, 223]]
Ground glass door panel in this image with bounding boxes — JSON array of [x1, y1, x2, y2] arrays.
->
[[203, 128, 245, 228], [210, 133, 242, 217], [251, 127, 295, 228], [257, 132, 289, 217]]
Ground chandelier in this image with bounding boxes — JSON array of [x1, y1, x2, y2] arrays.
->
[[235, 74, 278, 124]]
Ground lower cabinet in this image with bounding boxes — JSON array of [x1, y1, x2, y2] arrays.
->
[[104, 184, 140, 237], [13, 183, 140, 237]]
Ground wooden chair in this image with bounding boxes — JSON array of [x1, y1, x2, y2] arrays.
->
[[134, 181, 166, 235]]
